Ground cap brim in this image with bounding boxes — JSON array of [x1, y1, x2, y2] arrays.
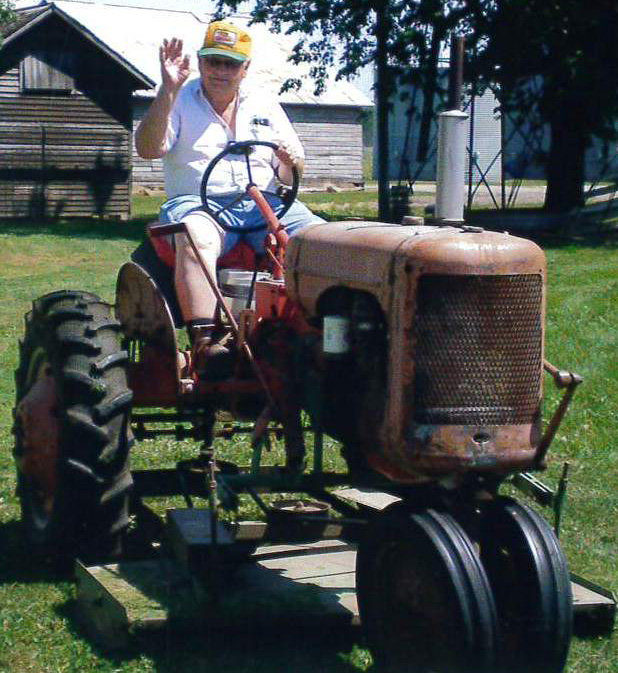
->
[[198, 47, 248, 62]]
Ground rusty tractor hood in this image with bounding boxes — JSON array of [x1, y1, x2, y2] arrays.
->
[[285, 221, 547, 482], [285, 221, 546, 315]]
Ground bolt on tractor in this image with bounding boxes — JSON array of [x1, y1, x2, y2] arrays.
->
[[13, 140, 586, 673]]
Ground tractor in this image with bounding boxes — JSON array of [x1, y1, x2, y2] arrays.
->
[[13, 140, 582, 673]]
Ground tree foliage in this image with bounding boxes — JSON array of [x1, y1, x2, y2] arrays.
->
[[0, 0, 15, 26], [0, 0, 16, 45], [0, 0, 14, 25], [216, 0, 470, 97]]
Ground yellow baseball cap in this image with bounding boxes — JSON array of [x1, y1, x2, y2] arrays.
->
[[198, 20, 252, 62]]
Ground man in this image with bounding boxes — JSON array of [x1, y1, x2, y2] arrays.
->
[[135, 20, 323, 368]]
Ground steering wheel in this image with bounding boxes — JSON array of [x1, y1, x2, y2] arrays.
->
[[200, 140, 300, 233]]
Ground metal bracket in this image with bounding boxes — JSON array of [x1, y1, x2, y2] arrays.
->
[[535, 360, 583, 468]]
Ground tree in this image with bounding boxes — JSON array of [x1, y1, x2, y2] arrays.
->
[[216, 1, 469, 98], [0, 0, 15, 27], [215, 0, 470, 219]]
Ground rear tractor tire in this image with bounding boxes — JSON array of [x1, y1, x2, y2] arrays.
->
[[13, 290, 134, 564]]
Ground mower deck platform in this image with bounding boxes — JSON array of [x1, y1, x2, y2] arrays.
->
[[75, 525, 615, 650], [75, 539, 358, 650]]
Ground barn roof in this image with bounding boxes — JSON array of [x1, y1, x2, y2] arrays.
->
[[8, 1, 373, 107], [1, 3, 155, 90]]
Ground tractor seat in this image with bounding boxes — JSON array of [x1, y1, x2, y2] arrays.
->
[[132, 222, 274, 328], [146, 222, 271, 272]]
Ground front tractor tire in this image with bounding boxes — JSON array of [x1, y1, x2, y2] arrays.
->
[[13, 291, 133, 564]]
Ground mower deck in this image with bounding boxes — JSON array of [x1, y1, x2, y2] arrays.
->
[[74, 493, 615, 650]]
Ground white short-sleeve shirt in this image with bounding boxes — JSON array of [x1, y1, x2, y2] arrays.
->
[[162, 78, 304, 198]]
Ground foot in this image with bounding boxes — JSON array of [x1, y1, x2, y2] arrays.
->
[[192, 336, 234, 380]]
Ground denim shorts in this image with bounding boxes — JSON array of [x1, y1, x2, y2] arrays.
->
[[159, 193, 325, 254]]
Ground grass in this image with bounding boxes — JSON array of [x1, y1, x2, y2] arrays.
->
[[1, 193, 617, 672]]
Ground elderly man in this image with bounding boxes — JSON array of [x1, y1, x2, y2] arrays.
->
[[135, 20, 323, 370]]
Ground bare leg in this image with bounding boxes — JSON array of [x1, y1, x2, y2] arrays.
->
[[174, 212, 225, 323]]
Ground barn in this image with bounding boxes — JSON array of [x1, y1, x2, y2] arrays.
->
[[0, 3, 153, 219], [1, 1, 372, 219]]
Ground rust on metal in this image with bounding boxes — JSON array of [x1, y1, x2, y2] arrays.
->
[[127, 346, 180, 407], [15, 365, 60, 513], [116, 261, 178, 351], [116, 262, 182, 407], [286, 222, 548, 481], [535, 363, 583, 468]]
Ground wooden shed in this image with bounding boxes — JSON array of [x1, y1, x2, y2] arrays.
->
[[0, 4, 153, 219]]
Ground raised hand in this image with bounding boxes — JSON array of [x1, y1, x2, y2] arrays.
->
[[159, 37, 191, 94]]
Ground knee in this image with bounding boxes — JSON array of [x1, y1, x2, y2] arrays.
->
[[175, 214, 223, 259]]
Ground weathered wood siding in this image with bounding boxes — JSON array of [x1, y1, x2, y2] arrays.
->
[[0, 16, 134, 219], [132, 98, 364, 190], [132, 97, 164, 189], [285, 105, 364, 186]]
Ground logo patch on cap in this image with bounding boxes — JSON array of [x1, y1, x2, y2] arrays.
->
[[213, 29, 237, 47]]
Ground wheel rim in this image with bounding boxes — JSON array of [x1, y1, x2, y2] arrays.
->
[[480, 497, 572, 673], [15, 347, 60, 523], [357, 506, 498, 673], [373, 539, 464, 670]]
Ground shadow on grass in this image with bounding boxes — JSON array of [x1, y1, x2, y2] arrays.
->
[[3, 200, 618, 251], [0, 515, 374, 671], [0, 519, 73, 583], [0, 216, 152, 243], [468, 201, 618, 250], [57, 598, 372, 673]]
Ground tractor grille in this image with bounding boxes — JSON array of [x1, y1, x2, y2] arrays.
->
[[413, 274, 543, 425]]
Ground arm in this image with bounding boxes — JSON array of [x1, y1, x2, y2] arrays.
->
[[135, 38, 191, 160]]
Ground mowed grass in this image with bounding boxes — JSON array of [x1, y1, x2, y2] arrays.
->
[[0, 194, 617, 672]]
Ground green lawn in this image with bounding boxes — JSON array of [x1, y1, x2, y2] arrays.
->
[[0, 195, 617, 672]]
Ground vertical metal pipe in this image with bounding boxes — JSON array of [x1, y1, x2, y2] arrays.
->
[[501, 101, 507, 209], [467, 92, 476, 211], [375, 0, 390, 221], [435, 110, 469, 222], [448, 35, 465, 111]]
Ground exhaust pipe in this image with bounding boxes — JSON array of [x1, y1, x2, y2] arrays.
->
[[435, 109, 469, 224]]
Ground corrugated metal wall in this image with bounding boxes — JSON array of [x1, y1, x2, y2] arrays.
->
[[466, 89, 501, 185], [386, 81, 502, 185]]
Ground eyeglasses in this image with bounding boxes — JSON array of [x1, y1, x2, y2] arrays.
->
[[200, 55, 244, 71]]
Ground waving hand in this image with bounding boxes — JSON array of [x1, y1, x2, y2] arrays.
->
[[160, 38, 191, 94]]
